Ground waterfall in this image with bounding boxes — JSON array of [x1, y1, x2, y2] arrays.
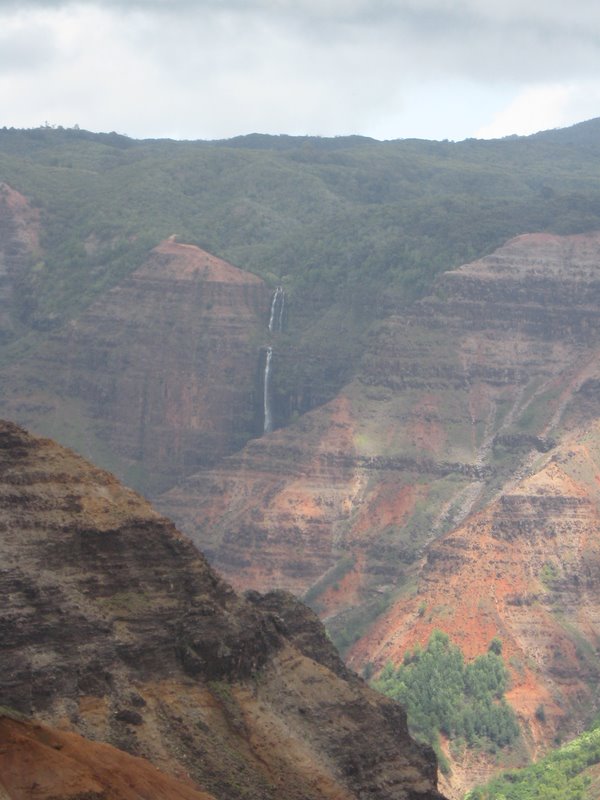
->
[[263, 287, 284, 434], [263, 346, 273, 434], [268, 286, 285, 333]]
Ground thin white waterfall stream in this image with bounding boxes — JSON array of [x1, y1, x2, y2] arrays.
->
[[268, 287, 285, 333], [277, 288, 285, 331], [263, 346, 273, 433], [263, 288, 285, 434]]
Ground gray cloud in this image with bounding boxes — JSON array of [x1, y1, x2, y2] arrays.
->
[[0, 0, 599, 140]]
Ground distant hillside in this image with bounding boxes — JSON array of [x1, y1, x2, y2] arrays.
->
[[530, 116, 600, 146], [2, 121, 600, 483]]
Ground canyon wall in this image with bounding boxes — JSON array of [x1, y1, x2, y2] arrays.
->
[[159, 232, 600, 608], [2, 238, 271, 493], [157, 232, 600, 794]]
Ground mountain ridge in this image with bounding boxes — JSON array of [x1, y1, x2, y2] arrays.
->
[[0, 419, 444, 800]]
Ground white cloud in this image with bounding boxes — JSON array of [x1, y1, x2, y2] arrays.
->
[[476, 82, 600, 139]]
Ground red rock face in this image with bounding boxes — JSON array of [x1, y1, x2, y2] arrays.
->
[[0, 715, 216, 800], [160, 394, 364, 595], [158, 232, 600, 603], [30, 239, 270, 492]]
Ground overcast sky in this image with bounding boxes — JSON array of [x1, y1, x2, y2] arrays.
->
[[1, 0, 599, 142]]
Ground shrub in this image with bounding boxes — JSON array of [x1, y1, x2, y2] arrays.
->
[[371, 630, 520, 758]]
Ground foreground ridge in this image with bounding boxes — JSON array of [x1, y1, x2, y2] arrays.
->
[[0, 420, 444, 800]]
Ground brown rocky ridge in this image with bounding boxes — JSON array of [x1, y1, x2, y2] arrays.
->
[[0, 420, 444, 800]]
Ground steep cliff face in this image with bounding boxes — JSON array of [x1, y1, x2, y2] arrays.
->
[[3, 239, 271, 493], [0, 420, 443, 800], [158, 233, 600, 641]]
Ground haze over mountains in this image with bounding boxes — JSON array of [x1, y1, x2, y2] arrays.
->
[[2, 119, 600, 796]]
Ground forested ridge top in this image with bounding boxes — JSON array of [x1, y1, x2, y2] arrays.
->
[[2, 117, 600, 396], [3, 117, 600, 311]]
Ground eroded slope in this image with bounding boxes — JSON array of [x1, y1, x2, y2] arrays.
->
[[348, 426, 600, 795]]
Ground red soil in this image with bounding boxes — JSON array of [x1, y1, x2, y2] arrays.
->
[[0, 715, 215, 800], [147, 239, 264, 284]]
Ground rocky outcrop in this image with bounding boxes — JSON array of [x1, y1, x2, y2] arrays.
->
[[0, 420, 443, 800], [5, 239, 271, 493]]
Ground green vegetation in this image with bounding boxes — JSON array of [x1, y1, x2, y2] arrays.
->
[[539, 562, 560, 588], [372, 631, 520, 771], [465, 720, 600, 800]]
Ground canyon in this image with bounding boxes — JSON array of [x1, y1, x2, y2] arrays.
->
[[2, 125, 600, 795], [157, 232, 600, 793]]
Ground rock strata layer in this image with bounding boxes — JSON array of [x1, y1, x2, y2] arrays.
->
[[159, 232, 600, 612]]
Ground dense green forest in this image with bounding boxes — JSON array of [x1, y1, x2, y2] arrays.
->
[[465, 720, 600, 800], [372, 631, 520, 773], [3, 119, 600, 416]]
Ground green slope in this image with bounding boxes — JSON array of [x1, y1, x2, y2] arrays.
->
[[465, 721, 600, 800]]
